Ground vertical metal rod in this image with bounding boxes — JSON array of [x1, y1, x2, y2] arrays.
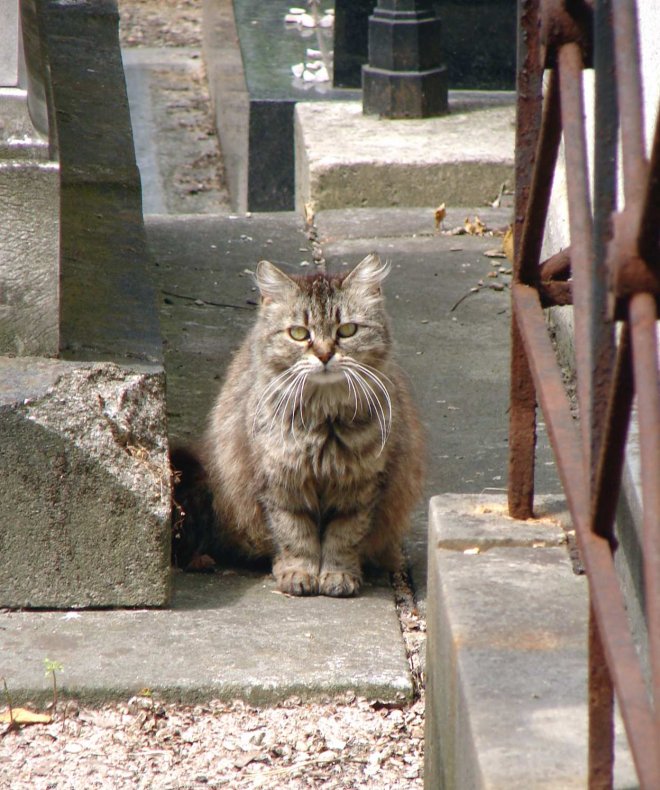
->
[[588, 6, 618, 781], [628, 292, 660, 756], [589, 605, 615, 790], [509, 317, 537, 518], [591, 0, 618, 481], [508, 0, 543, 519], [591, 325, 633, 542], [513, 284, 658, 787]]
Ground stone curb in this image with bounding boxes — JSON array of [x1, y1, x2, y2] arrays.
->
[[424, 493, 635, 789]]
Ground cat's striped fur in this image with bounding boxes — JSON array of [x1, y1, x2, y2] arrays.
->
[[201, 254, 424, 597]]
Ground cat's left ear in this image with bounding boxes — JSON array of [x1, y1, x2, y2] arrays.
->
[[255, 260, 298, 305], [342, 254, 390, 300]]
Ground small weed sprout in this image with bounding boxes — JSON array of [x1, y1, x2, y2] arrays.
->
[[1, 677, 14, 727], [44, 659, 64, 712]]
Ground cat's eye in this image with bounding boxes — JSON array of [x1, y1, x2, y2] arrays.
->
[[337, 322, 358, 339], [289, 325, 310, 341]]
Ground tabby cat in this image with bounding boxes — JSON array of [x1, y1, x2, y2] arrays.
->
[[197, 253, 424, 597]]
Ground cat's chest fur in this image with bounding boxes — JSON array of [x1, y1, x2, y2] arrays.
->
[[257, 407, 384, 475], [252, 402, 386, 514]]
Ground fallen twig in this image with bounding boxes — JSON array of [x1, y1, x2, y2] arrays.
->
[[450, 282, 507, 312], [162, 290, 254, 310]]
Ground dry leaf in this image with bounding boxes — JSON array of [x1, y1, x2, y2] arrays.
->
[[464, 215, 486, 236], [434, 203, 446, 230], [503, 225, 514, 262], [0, 708, 52, 725]]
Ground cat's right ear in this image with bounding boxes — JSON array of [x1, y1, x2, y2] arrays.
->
[[255, 260, 297, 305]]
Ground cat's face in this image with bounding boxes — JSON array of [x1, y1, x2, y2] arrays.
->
[[254, 254, 392, 387]]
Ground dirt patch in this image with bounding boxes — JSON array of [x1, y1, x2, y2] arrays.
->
[[117, 0, 202, 48]]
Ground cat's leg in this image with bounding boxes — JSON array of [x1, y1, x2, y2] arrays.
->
[[267, 507, 321, 595], [319, 509, 373, 597]]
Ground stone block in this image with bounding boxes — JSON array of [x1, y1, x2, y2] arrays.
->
[[295, 100, 514, 213], [424, 493, 635, 789], [0, 357, 171, 608]]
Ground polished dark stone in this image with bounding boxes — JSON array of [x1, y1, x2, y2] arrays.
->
[[333, 0, 516, 90], [221, 0, 359, 211]]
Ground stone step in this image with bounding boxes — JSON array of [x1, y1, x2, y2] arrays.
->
[[295, 94, 515, 215], [425, 493, 636, 789]]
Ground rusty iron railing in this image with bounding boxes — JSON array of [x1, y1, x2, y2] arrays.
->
[[508, 0, 660, 786]]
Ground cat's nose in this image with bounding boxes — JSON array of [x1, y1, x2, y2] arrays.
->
[[314, 342, 334, 365]]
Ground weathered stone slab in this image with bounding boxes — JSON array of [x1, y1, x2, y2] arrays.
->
[[425, 493, 636, 790], [0, 357, 170, 608], [295, 99, 515, 213], [0, 572, 411, 705]]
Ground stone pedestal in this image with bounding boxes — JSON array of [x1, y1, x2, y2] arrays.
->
[[362, 0, 448, 118]]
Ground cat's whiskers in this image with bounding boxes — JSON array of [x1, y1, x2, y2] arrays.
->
[[349, 358, 396, 390], [269, 363, 316, 447], [270, 369, 306, 438], [290, 370, 309, 436], [343, 359, 393, 434], [350, 372, 387, 451], [267, 373, 298, 435], [343, 367, 390, 453], [342, 369, 361, 422], [252, 367, 300, 436]]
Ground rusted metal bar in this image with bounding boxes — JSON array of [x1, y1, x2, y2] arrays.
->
[[628, 292, 660, 754], [508, 0, 545, 519], [589, 606, 614, 790], [510, 0, 660, 783], [512, 284, 587, 509], [539, 247, 571, 281], [538, 249, 573, 305], [590, 0, 618, 469], [586, 4, 619, 777], [591, 324, 633, 544], [538, 280, 572, 307], [606, 0, 658, 313], [508, 317, 537, 518], [512, 282, 660, 786]]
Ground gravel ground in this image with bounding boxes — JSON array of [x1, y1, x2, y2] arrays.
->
[[0, 3, 428, 788], [0, 573, 426, 789], [2, 694, 424, 790]]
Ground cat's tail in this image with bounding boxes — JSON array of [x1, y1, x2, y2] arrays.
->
[[170, 446, 220, 571]]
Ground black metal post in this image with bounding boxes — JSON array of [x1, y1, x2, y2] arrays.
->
[[362, 0, 448, 118]]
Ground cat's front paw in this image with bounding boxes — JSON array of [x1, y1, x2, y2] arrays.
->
[[319, 571, 361, 598], [276, 570, 319, 596]]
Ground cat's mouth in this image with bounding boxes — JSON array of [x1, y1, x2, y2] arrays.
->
[[308, 367, 346, 386]]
